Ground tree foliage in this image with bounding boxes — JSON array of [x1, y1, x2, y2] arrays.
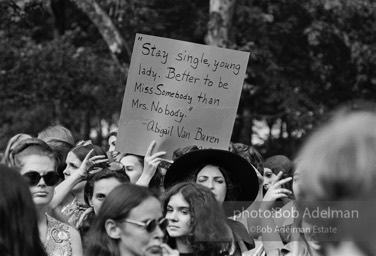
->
[[0, 1, 125, 147], [1, 0, 376, 157], [233, 0, 376, 156]]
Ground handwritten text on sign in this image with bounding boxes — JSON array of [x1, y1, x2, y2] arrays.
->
[[116, 34, 250, 159]]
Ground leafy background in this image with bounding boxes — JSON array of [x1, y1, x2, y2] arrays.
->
[[1, 0, 376, 158]]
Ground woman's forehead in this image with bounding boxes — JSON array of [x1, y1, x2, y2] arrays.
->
[[168, 192, 189, 207], [66, 152, 81, 163], [128, 197, 162, 220], [197, 165, 224, 177], [20, 155, 56, 174]]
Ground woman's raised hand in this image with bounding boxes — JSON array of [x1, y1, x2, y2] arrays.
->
[[143, 141, 166, 177], [78, 149, 108, 179], [251, 164, 264, 200], [261, 172, 292, 210]]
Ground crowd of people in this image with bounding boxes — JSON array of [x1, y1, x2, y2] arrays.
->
[[1, 109, 375, 256]]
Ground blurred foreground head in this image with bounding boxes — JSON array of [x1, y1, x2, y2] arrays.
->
[[0, 164, 47, 256], [296, 111, 376, 256], [85, 184, 164, 256]]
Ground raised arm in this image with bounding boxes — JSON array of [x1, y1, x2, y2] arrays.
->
[[260, 172, 292, 254], [50, 149, 108, 208], [136, 141, 166, 187]]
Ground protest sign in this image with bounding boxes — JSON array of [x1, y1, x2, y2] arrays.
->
[[116, 34, 250, 159]]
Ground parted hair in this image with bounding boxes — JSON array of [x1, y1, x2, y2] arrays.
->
[[85, 184, 158, 256], [163, 182, 232, 256]]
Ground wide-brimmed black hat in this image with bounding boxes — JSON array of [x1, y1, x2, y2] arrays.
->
[[164, 149, 259, 216]]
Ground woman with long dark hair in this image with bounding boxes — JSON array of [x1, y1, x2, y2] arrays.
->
[[165, 149, 259, 255], [0, 164, 47, 256], [163, 182, 232, 256], [85, 183, 178, 256]]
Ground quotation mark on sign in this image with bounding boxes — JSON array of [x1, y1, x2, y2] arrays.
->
[[137, 36, 143, 41]]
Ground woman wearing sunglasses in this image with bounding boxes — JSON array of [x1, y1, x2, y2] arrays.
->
[[12, 138, 83, 256], [85, 183, 178, 256], [163, 182, 232, 256]]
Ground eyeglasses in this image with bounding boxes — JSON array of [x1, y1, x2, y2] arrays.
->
[[123, 218, 168, 233], [87, 162, 125, 173], [23, 171, 60, 186]]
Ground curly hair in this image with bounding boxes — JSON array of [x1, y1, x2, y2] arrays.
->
[[190, 162, 237, 202], [229, 142, 264, 175], [163, 182, 232, 256]]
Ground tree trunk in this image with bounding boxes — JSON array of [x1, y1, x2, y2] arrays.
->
[[266, 119, 275, 155], [205, 0, 237, 48], [96, 115, 103, 146], [206, 0, 241, 145], [50, 0, 66, 37], [71, 0, 131, 74], [239, 107, 252, 145], [80, 110, 91, 140], [284, 117, 294, 158]]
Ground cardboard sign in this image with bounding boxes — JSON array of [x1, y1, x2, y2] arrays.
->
[[116, 34, 250, 159]]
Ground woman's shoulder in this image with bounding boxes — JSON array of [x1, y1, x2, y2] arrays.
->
[[226, 219, 254, 243], [45, 214, 74, 256], [226, 218, 255, 252], [268, 241, 311, 256], [46, 214, 83, 256], [46, 214, 81, 236], [46, 214, 71, 233]]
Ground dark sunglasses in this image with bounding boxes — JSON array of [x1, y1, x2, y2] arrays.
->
[[123, 218, 168, 233], [23, 171, 60, 186]]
